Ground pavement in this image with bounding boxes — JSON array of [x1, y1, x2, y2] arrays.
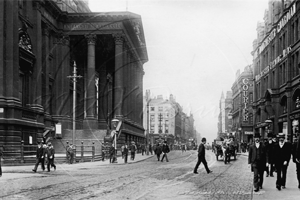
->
[[238, 151, 300, 200], [1, 153, 154, 179]]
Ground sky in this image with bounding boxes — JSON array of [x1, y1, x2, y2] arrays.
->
[[89, 0, 269, 143]]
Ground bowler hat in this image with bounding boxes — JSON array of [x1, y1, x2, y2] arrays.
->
[[267, 133, 274, 138], [254, 133, 261, 138], [277, 133, 285, 138]]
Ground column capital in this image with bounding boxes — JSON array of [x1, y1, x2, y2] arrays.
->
[[112, 33, 125, 45], [42, 24, 51, 37], [85, 34, 97, 45], [55, 32, 69, 46]]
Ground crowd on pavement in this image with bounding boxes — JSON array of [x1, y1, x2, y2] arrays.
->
[[248, 132, 300, 193]]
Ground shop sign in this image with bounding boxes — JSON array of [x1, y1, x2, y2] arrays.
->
[[244, 131, 253, 135], [242, 78, 249, 122], [256, 3, 296, 55], [255, 46, 292, 81]]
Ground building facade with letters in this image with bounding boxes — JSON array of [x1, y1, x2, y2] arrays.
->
[[252, 0, 300, 141], [230, 66, 254, 143], [0, 0, 148, 153]]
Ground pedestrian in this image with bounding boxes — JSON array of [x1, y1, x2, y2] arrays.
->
[[0, 147, 3, 177], [292, 135, 300, 189], [248, 133, 266, 192], [46, 142, 56, 172], [194, 137, 212, 174], [32, 141, 46, 172], [274, 133, 292, 190], [155, 143, 162, 161], [67, 143, 75, 164], [130, 141, 137, 161], [266, 133, 275, 177], [161, 141, 170, 162], [109, 145, 115, 163], [149, 144, 153, 155], [123, 144, 129, 163], [121, 144, 125, 159]]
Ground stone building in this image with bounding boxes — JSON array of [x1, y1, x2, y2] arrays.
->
[[0, 0, 148, 153], [252, 0, 300, 141], [231, 65, 254, 143]]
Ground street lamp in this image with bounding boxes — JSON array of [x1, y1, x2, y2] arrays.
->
[[112, 118, 119, 163], [265, 119, 272, 138], [67, 61, 82, 146]]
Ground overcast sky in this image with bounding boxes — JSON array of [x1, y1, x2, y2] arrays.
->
[[89, 0, 269, 143]]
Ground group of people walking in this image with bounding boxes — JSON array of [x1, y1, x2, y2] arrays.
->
[[153, 141, 170, 162], [248, 132, 300, 192], [32, 141, 56, 172]]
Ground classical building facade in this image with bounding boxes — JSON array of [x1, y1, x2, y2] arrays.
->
[[0, 0, 148, 152], [252, 0, 300, 141], [231, 65, 254, 143]]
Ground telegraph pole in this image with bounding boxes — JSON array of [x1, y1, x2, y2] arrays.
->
[[67, 61, 82, 145]]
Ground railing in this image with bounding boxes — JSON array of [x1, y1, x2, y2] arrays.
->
[[2, 140, 100, 165]]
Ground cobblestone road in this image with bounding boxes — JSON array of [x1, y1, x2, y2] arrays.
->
[[0, 151, 253, 200]]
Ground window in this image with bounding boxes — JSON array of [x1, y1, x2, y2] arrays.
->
[[296, 19, 299, 41], [19, 70, 30, 107], [283, 62, 286, 83], [150, 114, 155, 121], [150, 107, 155, 111], [158, 106, 163, 111]]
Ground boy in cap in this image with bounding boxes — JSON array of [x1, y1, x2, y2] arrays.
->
[[273, 133, 292, 190], [248, 133, 266, 192]]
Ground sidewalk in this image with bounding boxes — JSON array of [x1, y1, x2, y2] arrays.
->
[[238, 152, 300, 199], [1, 153, 154, 175]]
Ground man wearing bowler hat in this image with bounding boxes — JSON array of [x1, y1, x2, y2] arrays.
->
[[274, 133, 292, 190], [266, 133, 276, 177], [248, 133, 266, 192]]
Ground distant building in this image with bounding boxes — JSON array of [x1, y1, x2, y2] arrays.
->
[[143, 92, 196, 145], [218, 91, 233, 139]]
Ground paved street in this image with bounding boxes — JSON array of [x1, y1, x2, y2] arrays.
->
[[1, 150, 299, 200]]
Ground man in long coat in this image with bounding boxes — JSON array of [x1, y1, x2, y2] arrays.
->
[[32, 142, 45, 172], [154, 143, 162, 161], [266, 133, 275, 177], [248, 133, 266, 192], [193, 137, 212, 174], [46, 143, 56, 172], [274, 133, 292, 190], [292, 135, 300, 189]]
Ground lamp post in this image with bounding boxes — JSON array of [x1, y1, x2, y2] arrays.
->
[[265, 119, 272, 138], [67, 61, 82, 146], [112, 118, 119, 163]]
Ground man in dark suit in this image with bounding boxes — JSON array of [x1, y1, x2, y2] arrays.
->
[[266, 133, 275, 177], [274, 133, 292, 190], [161, 141, 170, 162], [193, 137, 212, 174], [46, 142, 56, 172], [292, 135, 300, 189], [32, 141, 45, 172], [248, 133, 266, 192], [123, 144, 129, 163]]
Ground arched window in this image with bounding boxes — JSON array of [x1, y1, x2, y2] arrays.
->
[[292, 88, 300, 109], [280, 96, 288, 114]]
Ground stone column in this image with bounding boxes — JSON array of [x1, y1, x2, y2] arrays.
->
[[113, 33, 124, 118], [42, 25, 50, 114], [83, 34, 97, 129], [31, 2, 43, 112]]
